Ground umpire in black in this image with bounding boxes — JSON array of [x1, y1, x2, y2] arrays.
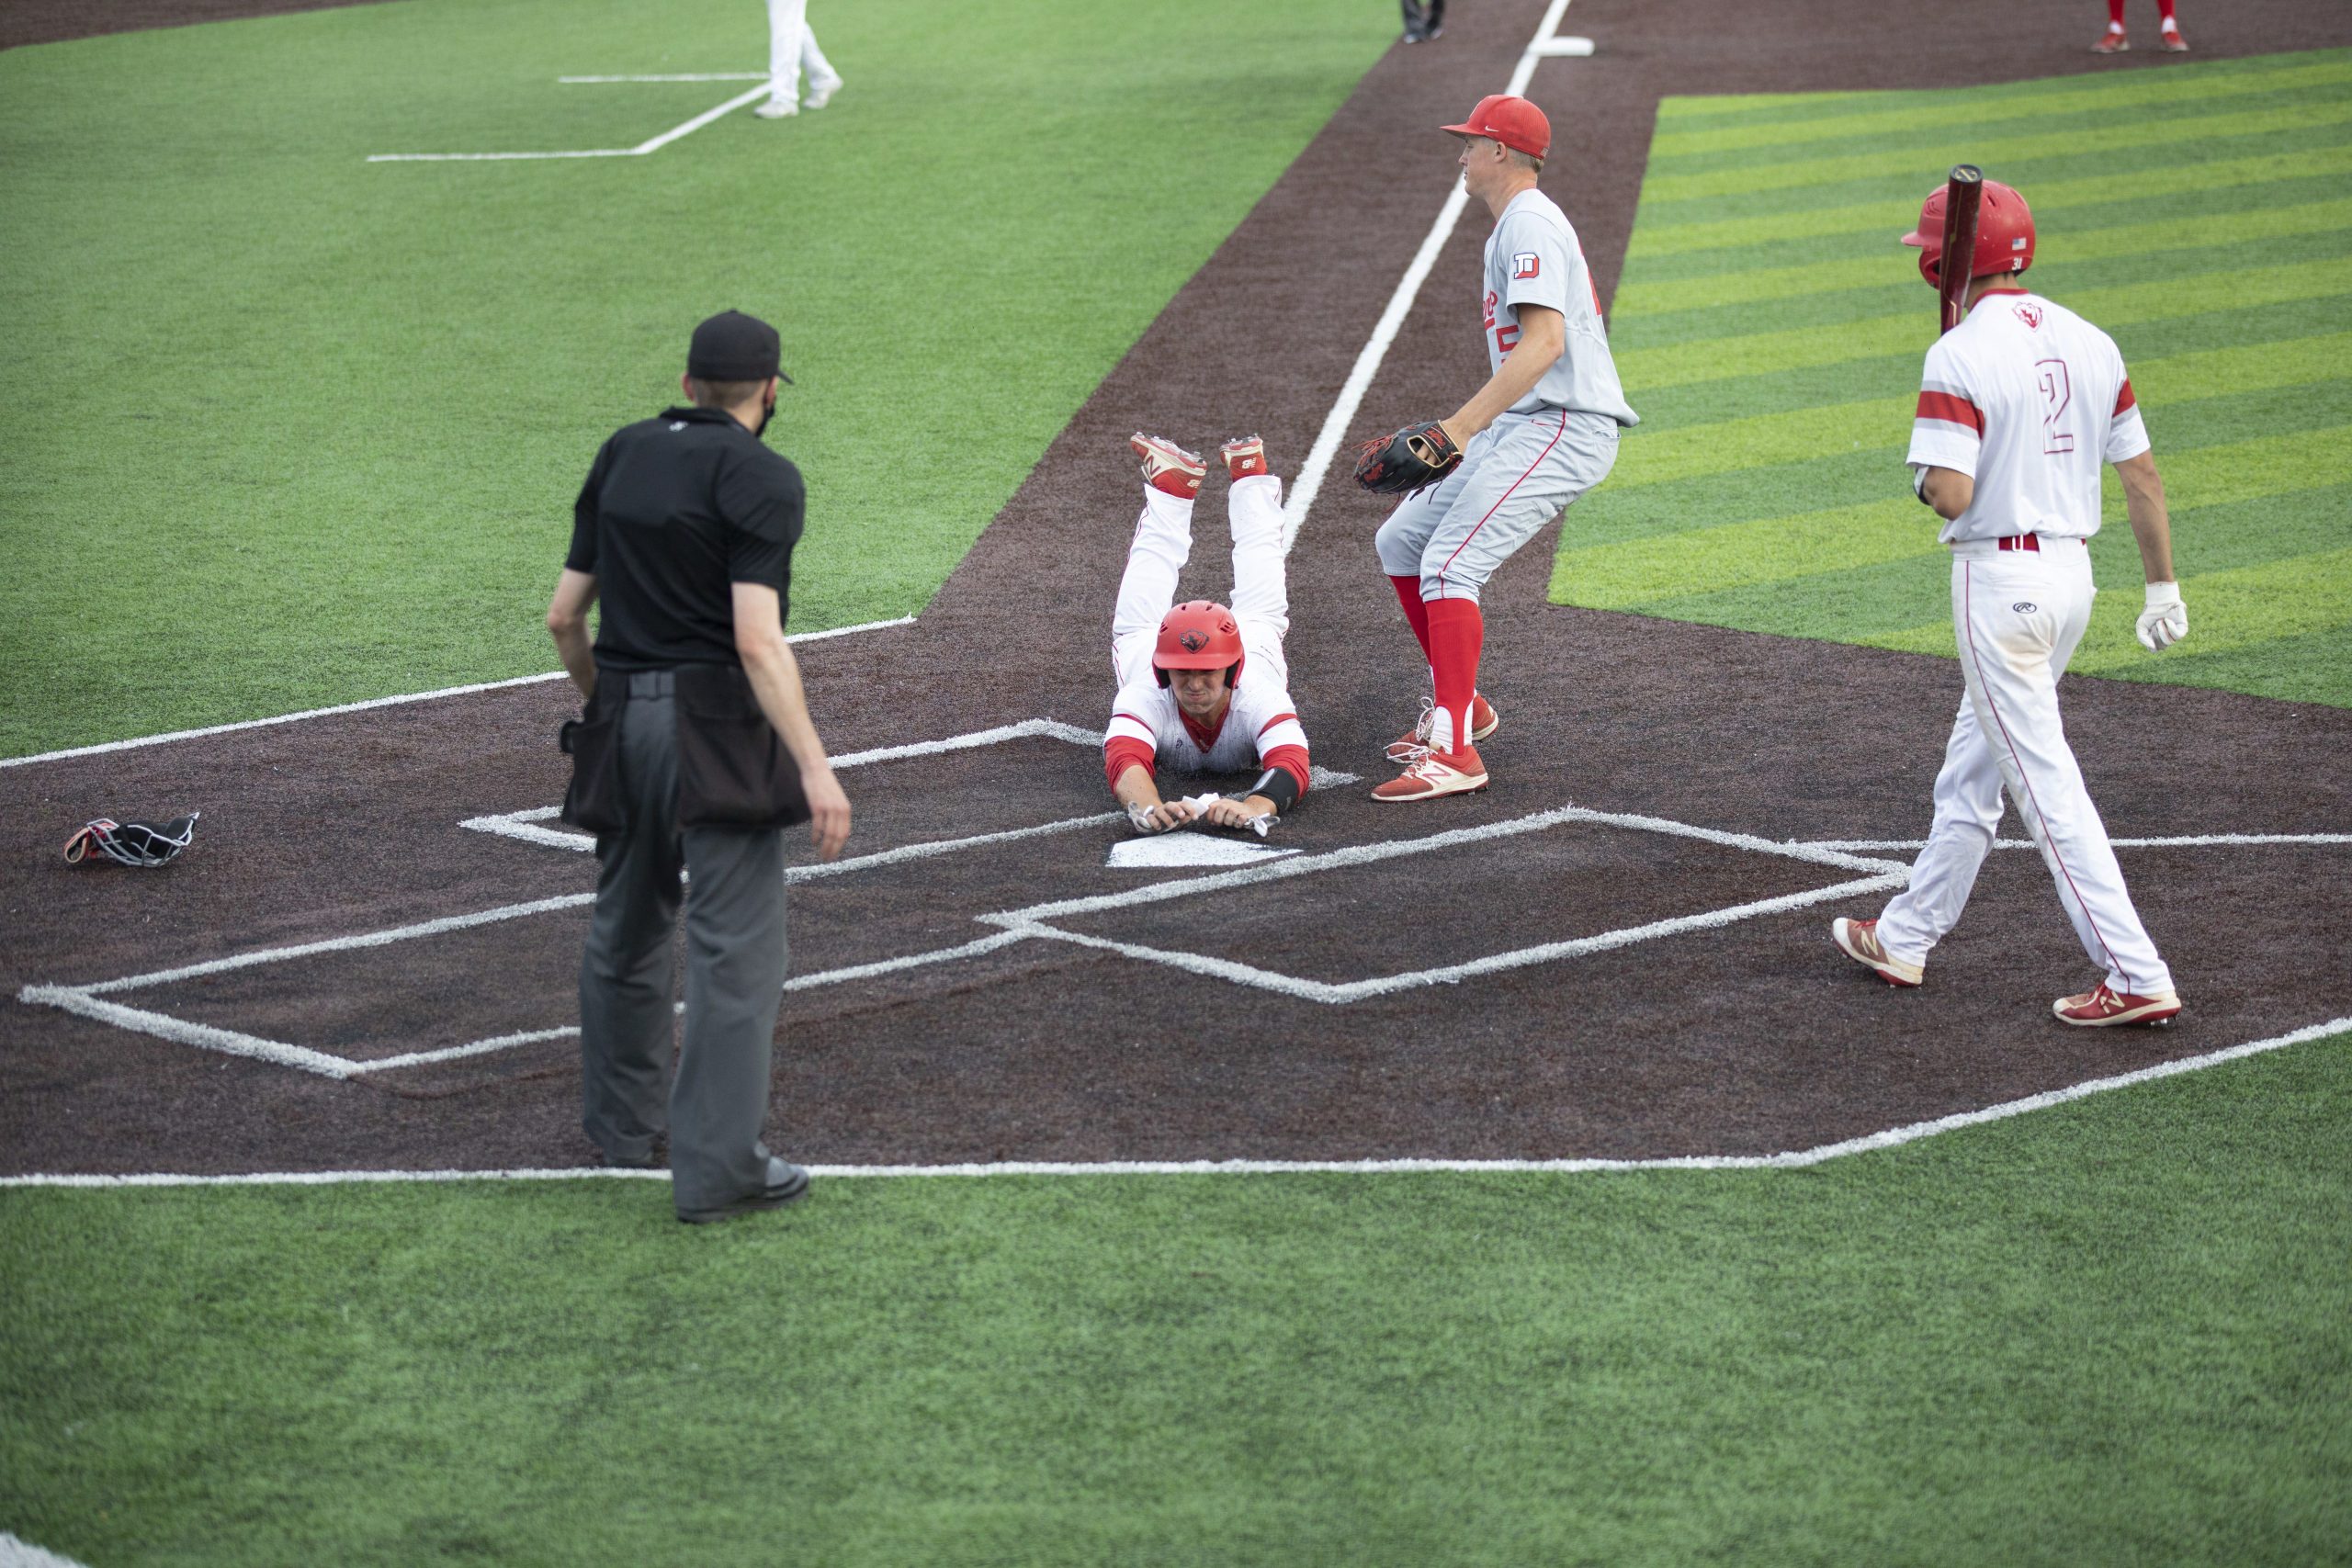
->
[[545, 310, 851, 1224]]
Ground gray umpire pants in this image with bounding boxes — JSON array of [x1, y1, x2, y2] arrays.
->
[[579, 671, 788, 1215]]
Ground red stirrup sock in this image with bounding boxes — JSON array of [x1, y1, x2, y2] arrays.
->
[[1388, 574, 1433, 660], [2108, 0, 2126, 25], [1423, 596, 1484, 756], [2156, 0, 2177, 22]]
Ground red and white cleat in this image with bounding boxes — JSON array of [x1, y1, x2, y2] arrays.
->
[[1385, 693, 1498, 763], [2053, 983, 2183, 1026], [2159, 23, 2189, 51], [1130, 434, 1205, 500], [1372, 743, 1488, 802], [1830, 917, 1923, 988], [2091, 27, 2129, 52], [1220, 434, 1269, 480]]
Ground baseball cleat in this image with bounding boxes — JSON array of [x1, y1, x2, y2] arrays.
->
[[2052, 983, 2182, 1026], [753, 97, 799, 118], [1385, 693, 1498, 762], [2159, 25, 2189, 51], [1130, 434, 1205, 500], [1372, 743, 1487, 802], [1220, 434, 1269, 480], [2090, 28, 2129, 52], [1830, 918, 1923, 987], [803, 75, 842, 108]]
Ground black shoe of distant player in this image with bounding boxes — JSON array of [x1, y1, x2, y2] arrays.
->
[[677, 1157, 810, 1224]]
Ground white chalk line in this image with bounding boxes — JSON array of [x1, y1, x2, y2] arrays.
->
[[369, 83, 772, 163], [0, 615, 914, 771], [0, 1531, 93, 1568], [1800, 833, 2352, 852], [8, 1014, 2345, 1190], [1281, 0, 1577, 550], [559, 73, 769, 84]]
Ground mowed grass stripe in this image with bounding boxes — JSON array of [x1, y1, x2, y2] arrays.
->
[[1616, 256, 2352, 389], [1600, 335, 2352, 492], [1617, 200, 2352, 316], [1628, 147, 2352, 259], [1648, 59, 2352, 160], [1639, 98, 2352, 204]]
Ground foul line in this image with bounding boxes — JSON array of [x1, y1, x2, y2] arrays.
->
[[1799, 832, 2352, 852], [369, 82, 773, 163], [1280, 0, 1577, 550], [0, 615, 914, 771], [8, 1016, 2344, 1188]]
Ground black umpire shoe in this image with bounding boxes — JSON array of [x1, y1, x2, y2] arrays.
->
[[676, 1158, 811, 1224]]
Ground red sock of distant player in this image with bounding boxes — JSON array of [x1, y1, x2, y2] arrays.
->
[[1388, 575, 1433, 660], [2107, 0, 2126, 25], [1422, 597, 1483, 758], [2157, 0, 2178, 26]]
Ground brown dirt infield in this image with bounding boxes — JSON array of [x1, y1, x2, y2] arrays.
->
[[4, 0, 2349, 1177]]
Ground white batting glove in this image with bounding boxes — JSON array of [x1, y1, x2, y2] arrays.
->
[[2136, 581, 2188, 652]]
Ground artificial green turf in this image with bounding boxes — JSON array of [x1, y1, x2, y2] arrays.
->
[[0, 0, 1394, 758], [1555, 50, 2352, 708], [4, 1032, 2347, 1565]]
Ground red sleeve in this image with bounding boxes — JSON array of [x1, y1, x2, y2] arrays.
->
[[1915, 389, 1984, 434], [1104, 738, 1157, 792], [1259, 742, 1309, 798], [2113, 378, 2137, 415]]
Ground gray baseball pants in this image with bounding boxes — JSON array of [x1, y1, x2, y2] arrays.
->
[[579, 672, 789, 1216], [1375, 407, 1620, 602]]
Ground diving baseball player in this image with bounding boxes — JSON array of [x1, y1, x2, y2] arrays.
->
[[1105, 434, 1311, 834], [1360, 94, 1638, 802], [1831, 176, 2191, 1027]]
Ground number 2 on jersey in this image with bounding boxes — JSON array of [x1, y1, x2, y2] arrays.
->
[[2035, 358, 2075, 455]]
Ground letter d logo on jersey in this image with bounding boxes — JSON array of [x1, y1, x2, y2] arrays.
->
[[1511, 252, 1541, 280]]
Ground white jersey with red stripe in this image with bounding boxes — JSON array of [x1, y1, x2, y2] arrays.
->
[[1106, 664, 1305, 781], [1907, 288, 2149, 545]]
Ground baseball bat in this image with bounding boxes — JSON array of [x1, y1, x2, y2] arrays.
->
[[1938, 164, 1984, 335]]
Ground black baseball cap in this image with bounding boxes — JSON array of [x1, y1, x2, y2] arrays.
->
[[687, 310, 791, 382]]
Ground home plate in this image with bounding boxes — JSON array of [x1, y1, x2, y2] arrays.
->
[[1107, 836, 1301, 869]]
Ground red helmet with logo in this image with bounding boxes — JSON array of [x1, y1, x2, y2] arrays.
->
[[1153, 601, 1244, 688], [1903, 178, 2036, 286]]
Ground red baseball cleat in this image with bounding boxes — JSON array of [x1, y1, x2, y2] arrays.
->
[[1130, 434, 1204, 499], [2091, 28, 2129, 52], [1830, 918, 1923, 987], [1385, 693, 1498, 762], [1372, 743, 1487, 802], [2159, 23, 2189, 51], [2052, 983, 2183, 1026], [1220, 434, 1269, 480]]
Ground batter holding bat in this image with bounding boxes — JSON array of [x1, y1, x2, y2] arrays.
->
[[1831, 169, 2191, 1027], [1355, 95, 1638, 802]]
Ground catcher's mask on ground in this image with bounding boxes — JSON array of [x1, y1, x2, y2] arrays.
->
[[1155, 601, 1243, 712], [1904, 178, 2036, 286]]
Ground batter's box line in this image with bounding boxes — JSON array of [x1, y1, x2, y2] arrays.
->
[[977, 804, 1912, 1003]]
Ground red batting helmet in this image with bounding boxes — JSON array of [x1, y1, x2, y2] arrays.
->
[[1904, 178, 2035, 285], [1153, 601, 1244, 688], [1442, 95, 1551, 161]]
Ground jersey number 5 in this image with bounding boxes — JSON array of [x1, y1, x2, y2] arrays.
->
[[2036, 358, 2075, 455]]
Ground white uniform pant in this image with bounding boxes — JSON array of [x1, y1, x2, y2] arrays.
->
[[765, 0, 842, 105], [1111, 475, 1289, 690], [1875, 537, 2173, 997], [1374, 407, 1619, 603]]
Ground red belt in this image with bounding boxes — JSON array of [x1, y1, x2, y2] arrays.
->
[[1996, 534, 2040, 552]]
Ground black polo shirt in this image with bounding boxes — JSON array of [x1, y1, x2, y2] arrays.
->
[[566, 405, 805, 672]]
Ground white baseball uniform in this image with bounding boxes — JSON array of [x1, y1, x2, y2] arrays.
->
[[1873, 287, 2173, 998], [1104, 474, 1311, 795], [1376, 186, 1636, 604], [764, 0, 842, 110]]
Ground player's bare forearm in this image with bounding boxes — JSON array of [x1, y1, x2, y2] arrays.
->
[[545, 568, 599, 700], [2114, 451, 2177, 583], [733, 582, 852, 859], [1113, 762, 1195, 830], [1919, 466, 1973, 523], [1443, 307, 1564, 444]]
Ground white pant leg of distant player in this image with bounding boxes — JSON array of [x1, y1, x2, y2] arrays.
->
[[1878, 539, 2172, 998], [1225, 469, 1290, 688], [765, 0, 843, 109]]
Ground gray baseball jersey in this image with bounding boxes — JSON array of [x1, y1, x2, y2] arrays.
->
[[1485, 189, 1638, 427]]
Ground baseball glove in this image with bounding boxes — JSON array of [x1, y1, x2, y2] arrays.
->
[[1353, 421, 1464, 496], [63, 813, 200, 867]]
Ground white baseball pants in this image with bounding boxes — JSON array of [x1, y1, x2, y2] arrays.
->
[[765, 0, 842, 105], [1875, 536, 2174, 997], [1111, 475, 1289, 691], [1374, 407, 1619, 603]]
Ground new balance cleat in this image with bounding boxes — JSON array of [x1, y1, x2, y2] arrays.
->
[[1830, 918, 1923, 987], [2052, 983, 2182, 1026], [1131, 434, 1205, 499], [1385, 693, 1498, 763], [1220, 434, 1269, 480], [1372, 743, 1488, 802]]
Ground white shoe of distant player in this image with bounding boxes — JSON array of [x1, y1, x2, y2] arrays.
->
[[804, 75, 842, 109], [754, 97, 799, 119]]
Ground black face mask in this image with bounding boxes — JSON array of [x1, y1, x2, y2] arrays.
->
[[754, 391, 776, 438]]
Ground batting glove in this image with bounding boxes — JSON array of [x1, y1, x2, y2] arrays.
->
[[2136, 581, 2188, 652]]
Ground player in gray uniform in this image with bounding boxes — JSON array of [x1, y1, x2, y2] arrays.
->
[[1373, 94, 1639, 802]]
